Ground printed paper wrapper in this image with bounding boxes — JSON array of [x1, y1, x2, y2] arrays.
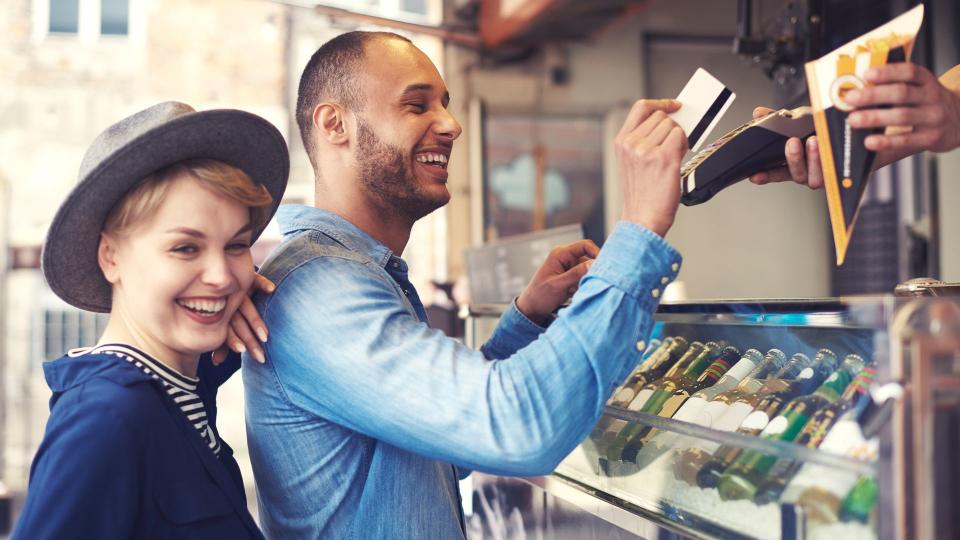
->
[[804, 5, 924, 265]]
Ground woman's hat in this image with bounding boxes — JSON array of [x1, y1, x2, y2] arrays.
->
[[42, 101, 289, 313]]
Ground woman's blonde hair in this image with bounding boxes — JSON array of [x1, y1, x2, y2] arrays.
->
[[104, 158, 273, 236]]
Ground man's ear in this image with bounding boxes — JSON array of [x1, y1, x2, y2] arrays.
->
[[313, 103, 350, 146], [98, 233, 121, 284]]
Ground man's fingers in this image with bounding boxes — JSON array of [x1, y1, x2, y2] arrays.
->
[[864, 62, 934, 86], [785, 138, 808, 183], [846, 81, 927, 108], [619, 99, 680, 138], [643, 116, 678, 148], [753, 106, 775, 119], [805, 137, 824, 190], [554, 259, 593, 293], [550, 240, 600, 269], [849, 106, 943, 129], [865, 130, 939, 153], [230, 316, 265, 363]]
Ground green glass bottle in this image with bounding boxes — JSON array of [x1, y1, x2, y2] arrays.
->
[[838, 475, 877, 523], [752, 365, 876, 505], [671, 348, 795, 486], [692, 350, 840, 489], [590, 338, 666, 439], [596, 340, 706, 454], [608, 337, 689, 407], [618, 346, 740, 462], [602, 342, 719, 463], [630, 348, 770, 469], [716, 354, 867, 501]]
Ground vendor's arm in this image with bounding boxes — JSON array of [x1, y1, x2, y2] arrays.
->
[[750, 62, 960, 188]]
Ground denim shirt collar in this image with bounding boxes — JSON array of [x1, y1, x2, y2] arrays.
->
[[275, 205, 406, 271]]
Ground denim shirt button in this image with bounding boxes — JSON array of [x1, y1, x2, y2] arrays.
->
[[635, 340, 646, 352]]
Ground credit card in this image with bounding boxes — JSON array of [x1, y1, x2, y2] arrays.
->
[[669, 68, 736, 152]]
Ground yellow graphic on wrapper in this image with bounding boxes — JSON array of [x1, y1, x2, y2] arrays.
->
[[806, 7, 921, 266]]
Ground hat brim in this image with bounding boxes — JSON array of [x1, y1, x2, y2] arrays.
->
[[42, 109, 289, 313]]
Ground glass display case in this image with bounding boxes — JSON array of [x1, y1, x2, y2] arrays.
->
[[464, 296, 960, 540]]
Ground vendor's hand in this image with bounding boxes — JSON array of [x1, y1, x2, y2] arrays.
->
[[516, 239, 600, 326], [615, 99, 688, 236], [748, 107, 824, 190], [211, 274, 275, 366], [846, 63, 960, 159]]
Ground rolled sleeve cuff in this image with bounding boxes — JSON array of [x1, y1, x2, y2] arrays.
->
[[589, 221, 682, 308]]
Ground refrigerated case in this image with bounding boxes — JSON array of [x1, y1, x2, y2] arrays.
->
[[464, 296, 960, 540]]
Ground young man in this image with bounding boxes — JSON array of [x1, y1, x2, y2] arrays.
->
[[242, 31, 687, 539]]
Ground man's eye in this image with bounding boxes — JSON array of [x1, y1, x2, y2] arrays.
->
[[407, 102, 427, 112]]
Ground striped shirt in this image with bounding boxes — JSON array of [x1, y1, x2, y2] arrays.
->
[[68, 343, 221, 455]]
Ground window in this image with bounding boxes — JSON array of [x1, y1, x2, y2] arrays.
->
[[39, 0, 131, 40], [49, 0, 79, 33], [100, 0, 129, 35], [482, 114, 606, 245], [400, 0, 427, 16]]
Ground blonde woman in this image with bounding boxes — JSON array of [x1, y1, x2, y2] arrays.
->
[[14, 102, 287, 539]]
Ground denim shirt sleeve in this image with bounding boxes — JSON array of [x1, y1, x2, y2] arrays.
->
[[479, 301, 547, 360], [262, 221, 680, 476]]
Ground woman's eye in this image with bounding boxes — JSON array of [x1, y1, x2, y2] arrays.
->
[[172, 245, 198, 255], [226, 242, 250, 253]]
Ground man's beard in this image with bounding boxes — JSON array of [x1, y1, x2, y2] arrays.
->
[[355, 118, 449, 223]]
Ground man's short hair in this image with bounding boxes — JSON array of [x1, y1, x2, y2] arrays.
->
[[296, 31, 412, 169]]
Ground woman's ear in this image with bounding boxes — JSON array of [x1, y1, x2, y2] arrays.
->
[[98, 233, 121, 284], [313, 102, 350, 146]]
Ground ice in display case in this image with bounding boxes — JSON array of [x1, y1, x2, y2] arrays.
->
[[465, 296, 960, 540]]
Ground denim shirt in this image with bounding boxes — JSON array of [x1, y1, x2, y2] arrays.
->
[[243, 205, 682, 539]]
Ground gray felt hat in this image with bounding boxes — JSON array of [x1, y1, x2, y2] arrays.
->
[[42, 101, 289, 313]]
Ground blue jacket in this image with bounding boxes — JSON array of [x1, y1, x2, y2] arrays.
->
[[13, 346, 263, 539]]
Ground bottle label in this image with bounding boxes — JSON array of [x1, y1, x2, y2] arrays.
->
[[673, 397, 710, 424], [628, 388, 654, 411], [740, 409, 771, 431], [725, 358, 758, 382], [613, 387, 635, 404], [658, 394, 688, 418], [787, 420, 878, 499], [761, 409, 810, 440], [715, 401, 755, 432], [762, 415, 789, 436]]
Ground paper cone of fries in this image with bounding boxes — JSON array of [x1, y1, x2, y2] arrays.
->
[[804, 5, 924, 265]]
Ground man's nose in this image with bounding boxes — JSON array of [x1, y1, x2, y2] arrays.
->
[[435, 108, 462, 141]]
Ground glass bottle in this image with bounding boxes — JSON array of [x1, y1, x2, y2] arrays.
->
[[752, 365, 876, 504], [717, 354, 867, 501], [672, 350, 813, 486], [630, 348, 772, 469]]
